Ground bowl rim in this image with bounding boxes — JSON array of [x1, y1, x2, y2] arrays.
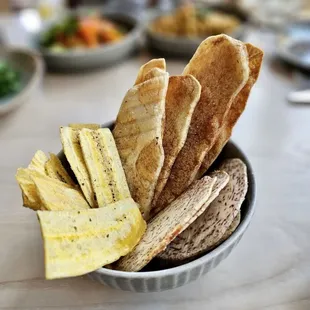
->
[[0, 47, 44, 114], [39, 12, 142, 58], [147, 24, 245, 45], [91, 136, 256, 278]]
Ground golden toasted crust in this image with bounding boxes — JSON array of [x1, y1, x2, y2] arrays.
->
[[198, 44, 264, 177], [134, 59, 166, 85], [151, 75, 201, 213], [154, 35, 249, 212]]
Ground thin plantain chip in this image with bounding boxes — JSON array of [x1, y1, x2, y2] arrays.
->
[[16, 168, 44, 210], [60, 127, 97, 208], [79, 128, 131, 207], [28, 150, 48, 175], [32, 173, 89, 211], [45, 153, 75, 186], [37, 198, 146, 279]]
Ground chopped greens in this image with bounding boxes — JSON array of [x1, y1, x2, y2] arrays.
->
[[0, 61, 21, 98]]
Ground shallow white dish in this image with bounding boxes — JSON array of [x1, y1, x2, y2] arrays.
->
[[58, 122, 256, 292], [36, 13, 142, 72]]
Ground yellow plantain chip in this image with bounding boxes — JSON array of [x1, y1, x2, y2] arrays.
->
[[79, 128, 131, 207], [37, 198, 146, 279], [45, 153, 75, 187], [32, 173, 89, 211], [60, 127, 97, 208], [69, 123, 100, 130], [16, 168, 44, 210], [28, 150, 48, 175]]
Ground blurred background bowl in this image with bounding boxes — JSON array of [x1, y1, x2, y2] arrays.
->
[[35, 12, 142, 72], [0, 47, 44, 115], [276, 20, 310, 71], [146, 3, 248, 58]]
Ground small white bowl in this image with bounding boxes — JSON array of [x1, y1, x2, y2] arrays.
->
[[59, 122, 256, 292], [0, 47, 44, 115]]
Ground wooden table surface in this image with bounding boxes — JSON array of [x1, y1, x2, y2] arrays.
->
[[1, 18, 310, 309]]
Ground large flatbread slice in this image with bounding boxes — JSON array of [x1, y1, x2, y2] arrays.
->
[[79, 128, 131, 207], [198, 44, 263, 177], [113, 67, 169, 220], [154, 34, 249, 213], [37, 198, 146, 279], [60, 127, 96, 208], [135, 58, 166, 85], [158, 159, 247, 262], [114, 176, 218, 272], [151, 75, 201, 214]]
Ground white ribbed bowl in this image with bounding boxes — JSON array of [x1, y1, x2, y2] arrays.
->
[[59, 123, 256, 292]]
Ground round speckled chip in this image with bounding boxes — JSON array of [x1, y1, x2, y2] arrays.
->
[[158, 158, 247, 262]]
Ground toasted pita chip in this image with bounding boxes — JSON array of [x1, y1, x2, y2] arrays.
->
[[198, 44, 263, 177], [190, 170, 229, 220], [114, 176, 217, 272], [16, 168, 44, 210], [45, 153, 75, 186], [158, 159, 247, 262], [135, 58, 166, 85], [113, 70, 169, 220], [60, 127, 97, 208], [79, 128, 131, 207], [69, 123, 100, 130], [32, 173, 89, 211], [143, 67, 167, 82], [154, 34, 249, 213], [28, 150, 48, 175], [151, 75, 201, 214], [37, 198, 146, 279]]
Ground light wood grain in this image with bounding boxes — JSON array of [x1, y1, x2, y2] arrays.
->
[[1, 21, 310, 308]]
